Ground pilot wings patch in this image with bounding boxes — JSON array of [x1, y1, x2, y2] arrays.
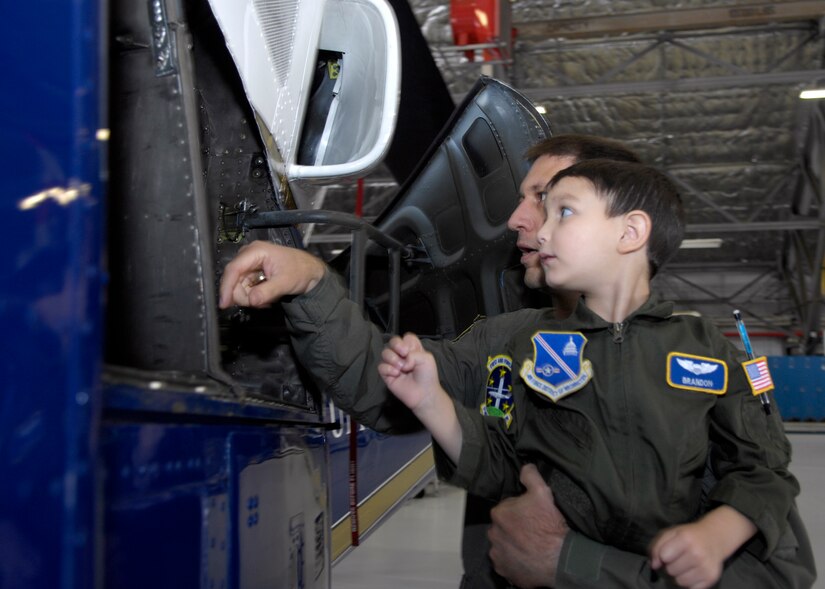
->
[[667, 352, 727, 395], [676, 358, 719, 375]]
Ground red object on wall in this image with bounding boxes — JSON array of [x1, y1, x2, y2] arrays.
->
[[450, 0, 509, 62]]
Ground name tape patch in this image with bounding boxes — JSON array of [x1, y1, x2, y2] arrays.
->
[[666, 352, 727, 395]]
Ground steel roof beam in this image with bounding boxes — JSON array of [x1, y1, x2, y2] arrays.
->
[[665, 262, 777, 270], [519, 69, 825, 100], [514, 2, 825, 40], [662, 272, 796, 334], [686, 219, 825, 233]]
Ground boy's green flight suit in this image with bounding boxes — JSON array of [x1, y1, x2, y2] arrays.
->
[[282, 270, 815, 588]]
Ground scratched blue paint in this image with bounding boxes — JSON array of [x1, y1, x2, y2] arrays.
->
[[0, 0, 104, 587], [0, 1, 431, 586]]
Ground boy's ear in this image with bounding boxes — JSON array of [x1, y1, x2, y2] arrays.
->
[[618, 210, 651, 254]]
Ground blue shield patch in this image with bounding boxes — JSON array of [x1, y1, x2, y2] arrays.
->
[[520, 332, 592, 402]]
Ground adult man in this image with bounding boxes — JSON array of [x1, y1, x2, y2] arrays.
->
[[219, 135, 814, 588], [221, 134, 640, 586]]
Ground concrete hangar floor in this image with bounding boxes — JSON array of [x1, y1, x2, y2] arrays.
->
[[334, 426, 825, 589]]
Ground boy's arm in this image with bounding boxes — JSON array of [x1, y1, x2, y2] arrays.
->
[[491, 477, 812, 589], [704, 335, 799, 558], [378, 334, 463, 462], [412, 389, 462, 463], [434, 393, 526, 503], [484, 448, 812, 588], [649, 505, 757, 588]]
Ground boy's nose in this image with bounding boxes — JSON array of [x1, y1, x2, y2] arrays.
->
[[537, 221, 551, 244]]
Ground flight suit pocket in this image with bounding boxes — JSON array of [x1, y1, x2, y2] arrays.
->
[[545, 405, 593, 451], [741, 395, 791, 469], [526, 404, 595, 476]]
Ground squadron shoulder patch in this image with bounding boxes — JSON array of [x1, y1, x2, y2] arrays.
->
[[481, 355, 514, 428], [520, 332, 592, 403], [666, 352, 727, 395], [742, 356, 774, 395]]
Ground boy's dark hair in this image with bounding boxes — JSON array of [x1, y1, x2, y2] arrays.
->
[[525, 134, 641, 165], [548, 159, 685, 278]]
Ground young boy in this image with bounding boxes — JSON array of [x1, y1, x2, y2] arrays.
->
[[378, 159, 805, 589]]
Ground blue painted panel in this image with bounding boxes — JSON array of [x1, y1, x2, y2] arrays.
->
[[102, 423, 226, 588], [105, 382, 322, 424], [768, 356, 825, 421], [0, 0, 104, 588], [101, 418, 330, 589]]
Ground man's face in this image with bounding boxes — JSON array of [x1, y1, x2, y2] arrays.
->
[[507, 154, 577, 289]]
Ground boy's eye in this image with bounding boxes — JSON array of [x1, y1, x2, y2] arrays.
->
[[560, 206, 573, 218]]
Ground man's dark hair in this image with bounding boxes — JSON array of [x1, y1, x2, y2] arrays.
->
[[525, 134, 641, 165], [548, 159, 685, 278]]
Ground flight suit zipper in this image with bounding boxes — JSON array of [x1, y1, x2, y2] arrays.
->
[[612, 319, 635, 543], [613, 322, 625, 343]]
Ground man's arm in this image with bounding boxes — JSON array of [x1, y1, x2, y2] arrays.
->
[[486, 465, 671, 589], [488, 466, 712, 589], [219, 241, 418, 432], [219, 240, 512, 433], [489, 466, 815, 589]]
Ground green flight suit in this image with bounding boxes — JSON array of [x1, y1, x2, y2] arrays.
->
[[282, 269, 815, 588], [439, 296, 815, 585]]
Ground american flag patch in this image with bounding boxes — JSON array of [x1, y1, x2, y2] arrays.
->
[[743, 356, 774, 395]]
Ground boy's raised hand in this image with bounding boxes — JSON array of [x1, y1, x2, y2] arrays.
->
[[378, 333, 439, 411], [380, 333, 463, 463]]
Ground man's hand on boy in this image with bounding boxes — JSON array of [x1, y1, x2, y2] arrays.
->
[[488, 464, 568, 588]]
